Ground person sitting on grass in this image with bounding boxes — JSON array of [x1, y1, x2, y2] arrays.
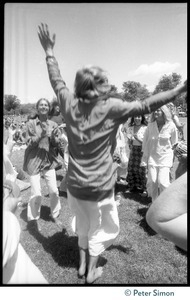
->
[[4, 122, 31, 192], [37, 23, 187, 284], [146, 172, 187, 251]]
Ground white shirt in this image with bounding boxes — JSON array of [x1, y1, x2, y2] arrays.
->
[[127, 124, 147, 146], [142, 121, 178, 167]]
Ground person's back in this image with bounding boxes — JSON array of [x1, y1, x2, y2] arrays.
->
[[63, 96, 122, 201], [37, 23, 187, 284]]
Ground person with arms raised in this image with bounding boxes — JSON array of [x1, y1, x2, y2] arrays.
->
[[37, 23, 187, 284]]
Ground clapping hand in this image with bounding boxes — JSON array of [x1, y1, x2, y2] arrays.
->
[[38, 23, 56, 54]]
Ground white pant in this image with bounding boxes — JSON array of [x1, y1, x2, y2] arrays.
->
[[147, 165, 171, 201], [68, 191, 120, 256], [27, 169, 61, 221], [59, 145, 69, 192], [3, 211, 47, 284]]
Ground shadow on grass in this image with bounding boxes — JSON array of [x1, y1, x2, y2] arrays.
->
[[107, 244, 134, 254], [20, 206, 108, 271], [20, 207, 79, 269], [124, 191, 152, 206], [20, 205, 54, 222], [136, 207, 156, 236], [175, 246, 187, 256]]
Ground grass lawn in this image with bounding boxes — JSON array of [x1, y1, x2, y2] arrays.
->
[[11, 145, 187, 285]]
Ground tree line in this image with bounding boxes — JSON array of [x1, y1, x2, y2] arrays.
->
[[4, 73, 187, 116]]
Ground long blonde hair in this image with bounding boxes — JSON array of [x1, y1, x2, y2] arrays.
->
[[150, 105, 172, 123]]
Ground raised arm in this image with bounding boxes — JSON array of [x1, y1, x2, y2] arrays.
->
[[38, 23, 55, 57], [37, 23, 70, 110], [139, 81, 187, 116]]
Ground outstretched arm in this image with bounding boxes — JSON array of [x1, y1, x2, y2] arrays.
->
[[113, 81, 187, 124]]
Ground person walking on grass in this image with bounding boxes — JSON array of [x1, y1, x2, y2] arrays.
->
[[37, 23, 187, 284], [141, 105, 178, 202], [126, 114, 148, 196], [23, 98, 62, 230]]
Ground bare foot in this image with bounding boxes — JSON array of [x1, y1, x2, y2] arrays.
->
[[78, 263, 86, 278], [86, 267, 103, 284]]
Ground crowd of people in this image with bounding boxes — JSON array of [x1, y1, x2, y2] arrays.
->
[[3, 23, 187, 284]]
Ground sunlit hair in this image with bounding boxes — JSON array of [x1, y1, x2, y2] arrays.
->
[[149, 105, 172, 123], [74, 65, 112, 101], [129, 115, 148, 127], [36, 98, 51, 111], [28, 98, 51, 120]]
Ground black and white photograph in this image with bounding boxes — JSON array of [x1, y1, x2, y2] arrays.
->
[[2, 2, 187, 298]]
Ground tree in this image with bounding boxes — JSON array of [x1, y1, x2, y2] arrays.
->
[[122, 81, 150, 102], [153, 73, 186, 109], [153, 73, 182, 94], [4, 95, 21, 113], [20, 103, 36, 115]]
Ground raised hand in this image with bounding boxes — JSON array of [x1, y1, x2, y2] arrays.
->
[[38, 23, 56, 54]]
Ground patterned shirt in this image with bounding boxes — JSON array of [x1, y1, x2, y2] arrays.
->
[[46, 56, 180, 201], [127, 124, 147, 146], [23, 117, 61, 175]]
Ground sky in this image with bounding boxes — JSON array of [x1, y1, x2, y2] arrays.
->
[[4, 3, 187, 104]]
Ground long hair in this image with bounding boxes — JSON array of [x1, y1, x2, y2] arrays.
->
[[149, 105, 172, 123], [49, 99, 60, 116], [128, 115, 148, 127], [36, 98, 51, 111], [28, 98, 51, 120], [74, 65, 112, 101]]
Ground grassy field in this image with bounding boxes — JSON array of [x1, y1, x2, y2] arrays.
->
[[11, 141, 187, 285]]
